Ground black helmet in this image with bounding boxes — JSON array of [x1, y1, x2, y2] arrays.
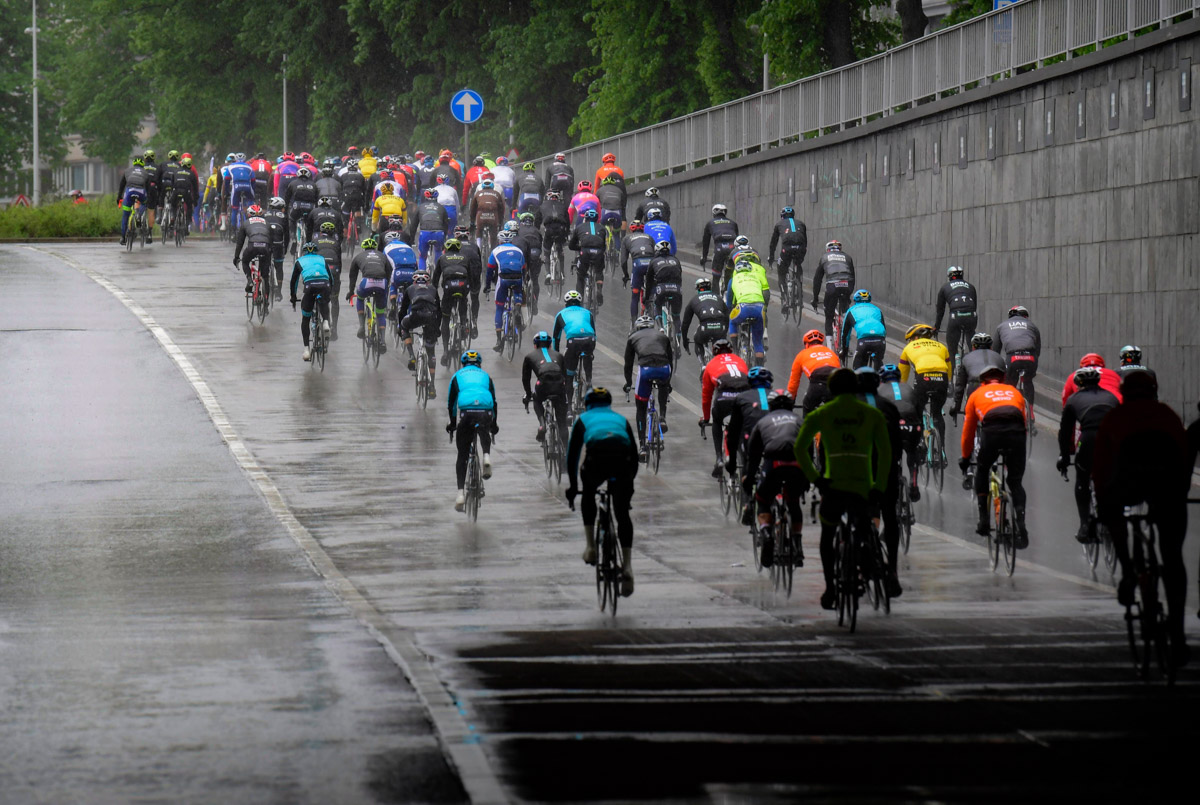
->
[[1008, 305, 1030, 318], [828, 368, 858, 396], [767, 389, 794, 410], [533, 330, 552, 346], [1121, 369, 1157, 399], [780, 206, 794, 218], [1074, 366, 1102, 387], [1119, 345, 1142, 365], [712, 338, 733, 355], [970, 332, 993, 350], [855, 366, 880, 392], [585, 387, 613, 409]]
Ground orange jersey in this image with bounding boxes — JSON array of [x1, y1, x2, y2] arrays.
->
[[701, 353, 749, 419], [788, 346, 841, 396], [961, 382, 1026, 458], [594, 164, 625, 189]]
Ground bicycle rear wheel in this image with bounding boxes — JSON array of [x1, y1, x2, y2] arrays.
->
[[719, 474, 733, 517], [246, 279, 255, 321], [467, 444, 481, 522], [175, 208, 184, 246], [1082, 525, 1100, 571], [314, 322, 327, 372], [988, 494, 1001, 571], [1002, 499, 1017, 577], [416, 357, 429, 409], [897, 484, 912, 554], [931, 429, 945, 493], [257, 283, 269, 325]]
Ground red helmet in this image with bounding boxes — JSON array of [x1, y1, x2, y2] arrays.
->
[[602, 152, 615, 164], [423, 188, 436, 199], [435, 174, 447, 183], [577, 181, 592, 193], [246, 204, 263, 216], [629, 221, 644, 232], [299, 152, 314, 164], [376, 169, 391, 180], [1080, 353, 1105, 368], [803, 329, 825, 346]]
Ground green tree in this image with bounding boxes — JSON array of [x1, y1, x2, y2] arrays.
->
[[939, 0, 992, 28], [752, 0, 898, 82], [1, 0, 66, 174]]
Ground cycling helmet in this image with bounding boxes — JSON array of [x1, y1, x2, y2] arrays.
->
[[471, 155, 485, 166], [246, 204, 263, 216], [629, 220, 644, 232], [803, 329, 824, 346], [600, 174, 620, 186], [825, 240, 842, 252], [498, 230, 516, 243], [1080, 353, 1105, 368], [297, 166, 312, 178], [301, 242, 318, 254], [412, 272, 430, 286], [1119, 345, 1142, 364], [299, 152, 313, 164], [855, 366, 881, 392], [645, 187, 659, 197], [379, 183, 394, 195], [180, 157, 192, 167], [979, 365, 1006, 383], [444, 237, 461, 250], [828, 367, 858, 395], [518, 211, 535, 224], [577, 181, 593, 193], [733, 235, 750, 248], [316, 221, 334, 235], [237, 152, 247, 162], [947, 265, 964, 280], [142, 149, 155, 160], [480, 179, 495, 190], [1121, 369, 1157, 399], [496, 156, 508, 166], [1074, 366, 1102, 387], [711, 204, 727, 216], [747, 366, 774, 388], [563, 290, 583, 306], [554, 153, 566, 162], [522, 162, 535, 171], [435, 174, 447, 184], [461, 350, 482, 367], [878, 364, 901, 382], [268, 196, 285, 209], [655, 240, 671, 255], [132, 157, 145, 167], [695, 277, 711, 292], [733, 259, 753, 273], [644, 208, 662, 221], [346, 160, 359, 170], [321, 163, 334, 176], [167, 149, 180, 161], [317, 196, 333, 207], [970, 332, 993, 350], [1008, 305, 1029, 318], [634, 315, 655, 330], [533, 330, 552, 346], [712, 338, 733, 355], [361, 237, 378, 250], [583, 209, 599, 221], [602, 152, 616, 164], [781, 206, 794, 217], [584, 387, 613, 409], [423, 188, 435, 199], [767, 390, 794, 410], [905, 323, 935, 341], [853, 289, 871, 303], [382, 230, 402, 244], [453, 224, 470, 236], [503, 220, 520, 232]]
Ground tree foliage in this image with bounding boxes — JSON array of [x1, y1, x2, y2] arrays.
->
[[1, 0, 66, 173], [751, 0, 898, 82]]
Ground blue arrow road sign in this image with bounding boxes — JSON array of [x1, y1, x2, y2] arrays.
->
[[451, 89, 484, 125]]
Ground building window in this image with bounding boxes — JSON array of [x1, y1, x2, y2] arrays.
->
[[71, 164, 87, 192]]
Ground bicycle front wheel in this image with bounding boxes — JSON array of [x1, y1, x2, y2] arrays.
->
[[467, 445, 482, 522], [1002, 500, 1017, 577], [988, 495, 1001, 571], [897, 485, 912, 555], [931, 429, 945, 493], [246, 283, 255, 321]]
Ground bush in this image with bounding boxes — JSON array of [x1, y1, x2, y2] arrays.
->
[[0, 195, 122, 238]]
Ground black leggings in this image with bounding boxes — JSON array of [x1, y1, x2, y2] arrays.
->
[[455, 411, 493, 489], [974, 428, 1027, 509], [580, 462, 634, 550]]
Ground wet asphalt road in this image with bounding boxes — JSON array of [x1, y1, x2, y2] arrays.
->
[[2, 238, 1198, 802]]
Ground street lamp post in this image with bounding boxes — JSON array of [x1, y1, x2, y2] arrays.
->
[[27, 0, 40, 206], [282, 53, 288, 153]]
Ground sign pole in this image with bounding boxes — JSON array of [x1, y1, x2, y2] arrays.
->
[[463, 123, 469, 170]]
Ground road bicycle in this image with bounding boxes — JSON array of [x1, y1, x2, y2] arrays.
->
[[861, 518, 891, 615], [753, 470, 804, 598], [245, 254, 270, 325], [1122, 503, 1174, 684], [451, 423, 487, 522], [568, 363, 589, 426], [735, 319, 757, 369], [985, 453, 1018, 576], [699, 421, 735, 517], [920, 408, 946, 493], [310, 294, 330, 372], [160, 196, 173, 245], [413, 325, 433, 409], [500, 289, 523, 362], [655, 301, 682, 359], [832, 505, 868, 632], [779, 264, 800, 323], [641, 380, 666, 475], [582, 263, 599, 316], [896, 475, 914, 555], [388, 295, 404, 349], [1061, 461, 1115, 574], [446, 296, 469, 372], [126, 199, 149, 251], [526, 394, 564, 483], [593, 479, 624, 616], [361, 293, 384, 369], [1017, 368, 1036, 450], [604, 222, 621, 277]]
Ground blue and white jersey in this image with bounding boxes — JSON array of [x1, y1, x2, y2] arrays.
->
[[842, 301, 886, 351], [449, 365, 496, 416], [297, 254, 331, 284], [488, 243, 526, 280], [643, 220, 676, 255], [553, 306, 596, 343], [385, 241, 418, 271], [228, 162, 254, 185]]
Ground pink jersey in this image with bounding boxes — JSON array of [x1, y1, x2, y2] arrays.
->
[[273, 160, 299, 195], [568, 191, 600, 224]]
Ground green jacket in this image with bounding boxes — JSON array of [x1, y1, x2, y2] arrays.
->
[[794, 393, 892, 498]]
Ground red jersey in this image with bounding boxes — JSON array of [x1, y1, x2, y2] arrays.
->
[[249, 157, 273, 176], [1061, 367, 1122, 406], [787, 346, 840, 397], [701, 353, 749, 419], [594, 164, 625, 189], [462, 165, 489, 205]]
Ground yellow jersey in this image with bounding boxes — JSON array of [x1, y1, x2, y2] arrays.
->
[[899, 338, 951, 382], [372, 194, 407, 229]]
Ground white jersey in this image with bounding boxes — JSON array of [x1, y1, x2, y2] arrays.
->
[[433, 184, 458, 210], [491, 165, 515, 191]]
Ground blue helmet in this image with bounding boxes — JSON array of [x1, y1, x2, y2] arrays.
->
[[585, 387, 613, 409], [878, 363, 901, 382], [748, 367, 773, 388], [533, 330, 551, 346], [853, 289, 871, 303], [461, 350, 482, 367]]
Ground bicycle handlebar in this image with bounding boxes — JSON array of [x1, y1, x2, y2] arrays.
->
[[698, 420, 709, 440]]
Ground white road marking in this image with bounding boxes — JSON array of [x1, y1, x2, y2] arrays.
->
[[34, 247, 509, 805]]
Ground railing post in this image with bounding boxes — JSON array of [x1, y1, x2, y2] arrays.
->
[[1038, 0, 1045, 66], [985, 19, 992, 84], [960, 27, 967, 90], [818, 76, 824, 132], [1128, 0, 1134, 36], [1096, 0, 1102, 46], [936, 34, 941, 97], [1067, 0, 1074, 59]]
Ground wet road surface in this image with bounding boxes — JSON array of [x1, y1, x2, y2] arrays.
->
[[3, 239, 1197, 802]]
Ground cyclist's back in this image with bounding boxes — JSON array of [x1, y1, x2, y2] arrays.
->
[[933, 267, 978, 353], [994, 306, 1041, 404], [960, 370, 1027, 539]]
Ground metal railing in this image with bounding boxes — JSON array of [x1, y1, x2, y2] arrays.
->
[[532, 0, 1196, 180]]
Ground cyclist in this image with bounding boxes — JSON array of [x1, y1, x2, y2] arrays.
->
[[700, 204, 738, 286], [634, 186, 671, 224], [168, 156, 199, 237], [288, 242, 332, 362], [284, 166, 319, 245], [540, 190, 570, 276], [447, 350, 498, 511], [307, 197, 344, 245], [682, 277, 729, 360], [313, 223, 344, 338], [485, 229, 527, 352], [316, 160, 343, 204], [596, 174, 627, 234], [567, 180, 600, 225], [522, 331, 569, 453], [407, 188, 450, 271], [249, 152, 274, 206], [933, 266, 978, 357], [787, 330, 842, 414], [273, 151, 300, 201], [232, 204, 273, 297], [878, 364, 923, 502], [856, 366, 905, 598], [742, 390, 807, 564], [432, 237, 472, 364], [491, 155, 515, 208], [155, 149, 181, 226], [1116, 344, 1156, 382], [117, 157, 151, 246], [565, 387, 640, 595], [644, 240, 684, 337], [371, 182, 407, 235], [994, 305, 1042, 410], [811, 240, 855, 338], [1061, 353, 1122, 404], [840, 289, 887, 369], [1094, 369, 1191, 667], [768, 206, 808, 298], [593, 152, 624, 187], [469, 178, 505, 249], [385, 232, 419, 327], [399, 271, 442, 387], [641, 207, 676, 256], [794, 367, 892, 610], [621, 219, 656, 323], [553, 291, 597, 388], [452, 224, 483, 338], [568, 208, 607, 306], [432, 174, 460, 231], [959, 364, 1028, 542], [514, 211, 543, 315], [517, 162, 545, 215], [725, 366, 774, 480], [899, 324, 952, 449], [949, 332, 1006, 424], [623, 315, 674, 457], [434, 151, 463, 193], [545, 153, 575, 197], [347, 233, 390, 353], [1056, 366, 1120, 543], [700, 338, 749, 476], [726, 258, 769, 367], [263, 196, 288, 298], [721, 234, 761, 293], [340, 160, 367, 227]]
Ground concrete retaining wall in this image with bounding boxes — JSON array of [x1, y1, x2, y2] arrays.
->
[[637, 19, 1200, 416]]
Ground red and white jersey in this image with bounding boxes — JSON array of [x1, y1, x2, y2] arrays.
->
[[701, 353, 749, 419]]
